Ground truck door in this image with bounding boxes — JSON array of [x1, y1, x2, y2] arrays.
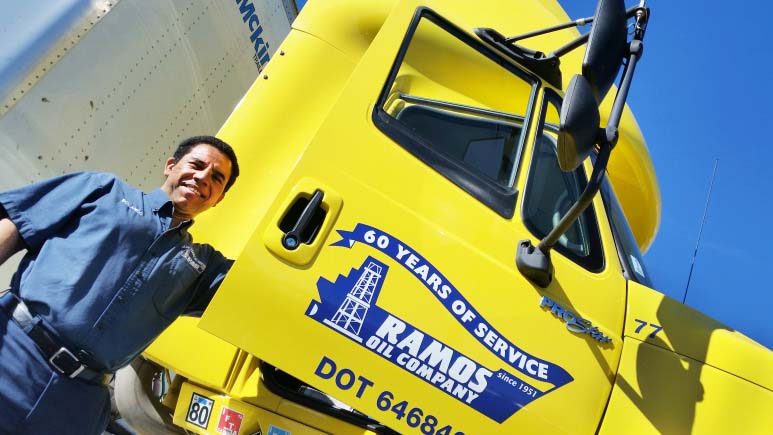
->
[[201, 2, 627, 433]]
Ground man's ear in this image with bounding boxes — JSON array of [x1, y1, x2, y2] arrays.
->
[[163, 157, 177, 176]]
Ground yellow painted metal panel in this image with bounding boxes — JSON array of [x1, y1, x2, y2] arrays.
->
[[292, 0, 394, 62], [145, 317, 239, 391], [626, 281, 773, 390], [200, 1, 629, 433], [188, 27, 357, 258], [599, 338, 773, 435]]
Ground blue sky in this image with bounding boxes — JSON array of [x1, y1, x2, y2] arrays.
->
[[561, 1, 773, 350]]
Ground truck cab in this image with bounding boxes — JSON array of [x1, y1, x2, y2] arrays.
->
[[120, 0, 773, 434]]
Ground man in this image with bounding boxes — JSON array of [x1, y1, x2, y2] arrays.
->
[[0, 135, 239, 434]]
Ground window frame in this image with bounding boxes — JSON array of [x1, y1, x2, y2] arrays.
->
[[599, 177, 654, 287], [520, 88, 605, 272], [372, 7, 540, 219]]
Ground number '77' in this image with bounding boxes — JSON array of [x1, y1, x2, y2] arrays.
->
[[633, 319, 663, 338]]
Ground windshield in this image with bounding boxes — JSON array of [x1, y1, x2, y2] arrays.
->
[[374, 8, 538, 218]]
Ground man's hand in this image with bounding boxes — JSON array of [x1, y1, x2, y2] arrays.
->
[[0, 217, 22, 265]]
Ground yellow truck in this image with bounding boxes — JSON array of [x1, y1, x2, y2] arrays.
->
[[114, 0, 773, 434]]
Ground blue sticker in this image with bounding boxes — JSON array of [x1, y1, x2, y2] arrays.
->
[[185, 393, 213, 429], [306, 224, 573, 423], [267, 425, 291, 435]]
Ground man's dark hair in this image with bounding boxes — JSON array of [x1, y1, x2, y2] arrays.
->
[[173, 135, 240, 192]]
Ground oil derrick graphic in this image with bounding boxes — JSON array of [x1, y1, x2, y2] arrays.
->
[[322, 260, 385, 342]]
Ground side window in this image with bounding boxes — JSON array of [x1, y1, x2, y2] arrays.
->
[[395, 106, 524, 185], [600, 178, 654, 286], [373, 9, 539, 218], [521, 91, 604, 271]]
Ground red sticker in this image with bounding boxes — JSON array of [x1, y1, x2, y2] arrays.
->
[[216, 406, 244, 435]]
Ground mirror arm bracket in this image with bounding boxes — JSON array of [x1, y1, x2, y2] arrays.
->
[[519, 6, 644, 61], [516, 239, 553, 288], [506, 18, 592, 44], [538, 138, 612, 253], [606, 40, 643, 133], [505, 5, 641, 47], [607, 6, 649, 129], [605, 126, 619, 148], [551, 33, 589, 59], [517, 139, 612, 288]]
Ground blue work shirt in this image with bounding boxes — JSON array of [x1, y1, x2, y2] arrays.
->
[[0, 171, 231, 371]]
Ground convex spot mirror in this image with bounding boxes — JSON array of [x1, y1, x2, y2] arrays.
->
[[583, 0, 627, 103], [557, 74, 600, 171]]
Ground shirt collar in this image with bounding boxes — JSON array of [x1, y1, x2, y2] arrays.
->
[[145, 188, 173, 215], [145, 188, 194, 230]]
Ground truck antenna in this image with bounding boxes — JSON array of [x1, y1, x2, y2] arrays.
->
[[683, 158, 719, 303]]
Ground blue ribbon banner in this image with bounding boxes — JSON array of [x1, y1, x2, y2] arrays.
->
[[305, 223, 573, 422]]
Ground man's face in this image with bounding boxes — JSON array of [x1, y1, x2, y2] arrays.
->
[[161, 143, 233, 221]]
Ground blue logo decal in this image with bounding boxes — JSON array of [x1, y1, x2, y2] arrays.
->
[[234, 0, 270, 69], [306, 224, 573, 422]]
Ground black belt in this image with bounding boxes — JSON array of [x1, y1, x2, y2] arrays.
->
[[0, 292, 114, 386]]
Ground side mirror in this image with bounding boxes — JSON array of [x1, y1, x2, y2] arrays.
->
[[582, 0, 627, 103], [557, 74, 600, 171], [516, 0, 651, 289]]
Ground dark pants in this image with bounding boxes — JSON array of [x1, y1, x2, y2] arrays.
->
[[0, 307, 110, 435]]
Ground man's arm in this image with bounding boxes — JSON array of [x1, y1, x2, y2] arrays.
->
[[0, 212, 22, 266], [184, 251, 234, 317]]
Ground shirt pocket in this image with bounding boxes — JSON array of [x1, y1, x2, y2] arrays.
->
[[151, 247, 204, 320]]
